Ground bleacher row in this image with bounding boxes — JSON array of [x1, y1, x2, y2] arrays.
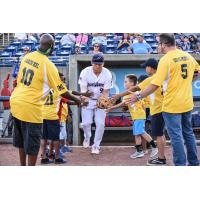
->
[[0, 33, 198, 67]]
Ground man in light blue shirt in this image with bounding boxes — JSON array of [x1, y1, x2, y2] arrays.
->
[[129, 34, 153, 54]]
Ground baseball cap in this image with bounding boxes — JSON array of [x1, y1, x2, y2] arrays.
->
[[137, 33, 144, 37], [141, 58, 158, 69], [92, 53, 104, 64]]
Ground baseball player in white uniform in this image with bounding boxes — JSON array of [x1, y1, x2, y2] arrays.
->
[[78, 54, 113, 154]]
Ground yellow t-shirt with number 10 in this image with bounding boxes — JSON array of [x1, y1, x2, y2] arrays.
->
[[151, 49, 200, 113], [10, 51, 67, 123]]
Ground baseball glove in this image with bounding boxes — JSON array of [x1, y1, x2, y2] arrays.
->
[[96, 96, 116, 109]]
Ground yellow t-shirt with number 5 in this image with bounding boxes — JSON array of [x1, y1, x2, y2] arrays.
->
[[10, 51, 68, 123], [151, 49, 200, 113]]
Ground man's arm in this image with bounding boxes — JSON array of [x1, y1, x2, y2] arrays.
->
[[61, 92, 81, 105], [112, 85, 140, 101], [72, 90, 93, 97], [125, 84, 158, 104], [102, 89, 109, 97]]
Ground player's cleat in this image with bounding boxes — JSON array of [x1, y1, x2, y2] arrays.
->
[[55, 158, 67, 164], [41, 158, 53, 165], [130, 151, 144, 159], [91, 146, 100, 155], [150, 147, 158, 158], [147, 158, 167, 166], [61, 146, 73, 153], [83, 139, 90, 148]]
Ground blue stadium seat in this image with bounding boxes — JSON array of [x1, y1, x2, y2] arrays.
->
[[14, 51, 24, 57], [145, 38, 156, 43], [6, 46, 17, 53], [18, 45, 32, 51], [56, 50, 70, 56], [106, 34, 115, 40], [22, 40, 35, 46], [143, 33, 153, 37], [11, 41, 21, 47], [60, 45, 72, 51], [107, 39, 115, 45], [105, 49, 116, 54], [118, 50, 132, 54], [55, 40, 60, 45], [0, 51, 12, 57]]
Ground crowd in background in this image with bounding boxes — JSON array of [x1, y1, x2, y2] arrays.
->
[[13, 33, 200, 55]]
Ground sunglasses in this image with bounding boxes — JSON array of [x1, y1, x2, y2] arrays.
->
[[94, 45, 99, 47]]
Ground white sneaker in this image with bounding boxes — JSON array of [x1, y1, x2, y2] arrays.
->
[[150, 147, 158, 158], [91, 146, 100, 155], [130, 151, 144, 159], [83, 139, 90, 148]]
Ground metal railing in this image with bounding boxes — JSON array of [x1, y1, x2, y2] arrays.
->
[[1, 33, 12, 46]]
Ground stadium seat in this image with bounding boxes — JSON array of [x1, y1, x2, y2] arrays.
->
[[6, 46, 17, 53], [14, 52, 24, 57], [107, 39, 115, 45], [118, 50, 132, 54], [0, 52, 12, 57], [11, 41, 21, 47], [56, 51, 70, 56]]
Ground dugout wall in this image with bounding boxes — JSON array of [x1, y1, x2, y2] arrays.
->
[[69, 54, 200, 145]]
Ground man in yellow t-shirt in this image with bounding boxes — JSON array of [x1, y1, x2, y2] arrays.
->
[[106, 74, 158, 159], [126, 33, 200, 166], [10, 34, 83, 166]]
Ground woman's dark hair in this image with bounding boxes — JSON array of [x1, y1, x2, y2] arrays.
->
[[122, 33, 130, 41], [159, 33, 175, 46], [189, 34, 198, 43]]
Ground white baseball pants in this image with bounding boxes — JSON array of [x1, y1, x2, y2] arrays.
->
[[81, 107, 106, 148]]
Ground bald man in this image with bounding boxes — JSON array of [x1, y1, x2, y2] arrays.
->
[[10, 34, 83, 166]]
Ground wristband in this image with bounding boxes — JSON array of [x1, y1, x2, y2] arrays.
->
[[135, 92, 143, 101]]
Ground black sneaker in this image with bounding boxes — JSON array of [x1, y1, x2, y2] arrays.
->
[[54, 158, 67, 164], [41, 158, 53, 165], [147, 158, 166, 166]]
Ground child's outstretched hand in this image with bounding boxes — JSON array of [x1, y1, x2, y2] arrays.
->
[[105, 107, 113, 113]]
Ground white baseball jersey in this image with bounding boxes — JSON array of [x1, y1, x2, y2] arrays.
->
[[78, 66, 113, 109]]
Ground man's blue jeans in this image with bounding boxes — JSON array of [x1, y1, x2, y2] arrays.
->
[[163, 111, 199, 166]]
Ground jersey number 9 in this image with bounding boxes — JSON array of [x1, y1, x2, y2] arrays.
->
[[21, 67, 34, 86], [181, 64, 187, 79]]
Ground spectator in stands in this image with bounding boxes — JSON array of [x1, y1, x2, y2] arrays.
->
[[89, 43, 102, 54], [181, 35, 191, 51], [19, 47, 30, 62], [14, 33, 27, 41], [27, 33, 37, 42], [117, 33, 132, 52], [189, 34, 198, 50], [76, 33, 88, 46], [75, 44, 81, 54], [60, 33, 76, 46], [194, 42, 200, 54], [128, 34, 152, 54], [92, 33, 107, 52]]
